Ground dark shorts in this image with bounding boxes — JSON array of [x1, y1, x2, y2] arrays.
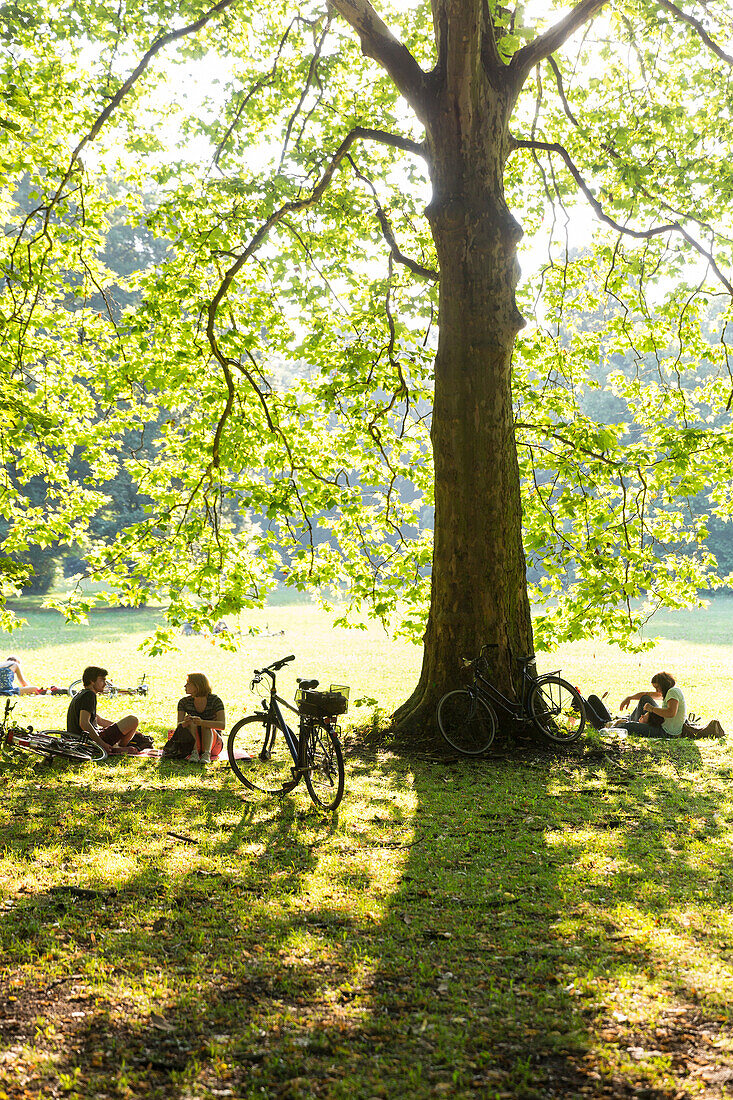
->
[[101, 722, 125, 746]]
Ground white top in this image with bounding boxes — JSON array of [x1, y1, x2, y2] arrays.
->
[[662, 685, 686, 737]]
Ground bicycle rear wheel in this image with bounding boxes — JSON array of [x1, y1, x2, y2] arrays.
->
[[227, 715, 297, 795], [302, 722, 345, 811], [17, 733, 65, 758], [528, 676, 586, 744], [437, 690, 497, 754]]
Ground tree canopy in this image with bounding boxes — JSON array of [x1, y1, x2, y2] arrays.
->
[[1, 0, 732, 721]]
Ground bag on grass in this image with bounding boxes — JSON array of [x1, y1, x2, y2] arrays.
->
[[130, 732, 154, 750], [160, 724, 195, 760], [681, 717, 725, 739]]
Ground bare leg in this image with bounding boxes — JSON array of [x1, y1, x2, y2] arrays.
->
[[116, 714, 139, 747], [13, 660, 40, 694]]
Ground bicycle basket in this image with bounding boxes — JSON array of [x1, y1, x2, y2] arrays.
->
[[298, 689, 348, 718]]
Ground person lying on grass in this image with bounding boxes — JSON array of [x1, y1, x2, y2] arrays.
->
[[178, 672, 225, 764], [66, 666, 140, 752], [0, 655, 41, 695]]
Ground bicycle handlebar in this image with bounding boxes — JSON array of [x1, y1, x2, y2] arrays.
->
[[253, 655, 295, 677], [251, 655, 296, 690]]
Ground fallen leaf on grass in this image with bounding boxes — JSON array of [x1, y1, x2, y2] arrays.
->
[[150, 1013, 175, 1031], [700, 1066, 733, 1084], [627, 1047, 664, 1060]]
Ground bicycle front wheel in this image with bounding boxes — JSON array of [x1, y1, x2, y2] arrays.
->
[[528, 676, 586, 744], [303, 723, 345, 812], [59, 738, 108, 762], [437, 690, 497, 754], [68, 680, 83, 697], [227, 715, 297, 795]]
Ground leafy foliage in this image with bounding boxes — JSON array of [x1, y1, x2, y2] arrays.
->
[[1, 0, 732, 657]]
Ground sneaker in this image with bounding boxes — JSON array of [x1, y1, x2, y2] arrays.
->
[[200, 750, 211, 764], [188, 749, 200, 762]]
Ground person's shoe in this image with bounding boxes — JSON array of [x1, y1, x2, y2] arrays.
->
[[200, 750, 211, 764], [188, 749, 200, 762]]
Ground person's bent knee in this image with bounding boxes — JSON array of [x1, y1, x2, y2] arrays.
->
[[115, 715, 139, 746]]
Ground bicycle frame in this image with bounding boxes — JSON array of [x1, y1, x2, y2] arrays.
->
[[261, 687, 301, 764], [257, 668, 340, 781], [470, 651, 562, 726]]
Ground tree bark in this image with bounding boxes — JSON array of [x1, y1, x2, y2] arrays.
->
[[392, 57, 534, 737], [329, 0, 609, 739]]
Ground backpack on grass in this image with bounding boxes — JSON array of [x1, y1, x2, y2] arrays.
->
[[160, 724, 195, 760], [130, 732, 154, 750], [681, 717, 725, 739]]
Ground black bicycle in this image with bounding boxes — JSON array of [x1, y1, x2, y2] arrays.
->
[[0, 699, 107, 763], [227, 655, 347, 811], [437, 645, 586, 754]]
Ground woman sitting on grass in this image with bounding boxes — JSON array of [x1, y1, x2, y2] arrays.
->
[[617, 671, 686, 737], [589, 671, 686, 738], [178, 673, 225, 764]]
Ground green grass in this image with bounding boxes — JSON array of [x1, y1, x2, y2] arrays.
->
[[2, 599, 733, 1098]]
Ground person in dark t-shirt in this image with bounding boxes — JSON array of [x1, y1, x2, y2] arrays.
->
[[177, 672, 225, 764], [67, 666, 139, 751]]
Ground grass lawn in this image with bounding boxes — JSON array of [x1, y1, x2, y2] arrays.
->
[[2, 600, 733, 1098]]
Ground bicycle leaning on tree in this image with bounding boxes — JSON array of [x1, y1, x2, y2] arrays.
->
[[227, 655, 347, 811], [436, 644, 586, 754]]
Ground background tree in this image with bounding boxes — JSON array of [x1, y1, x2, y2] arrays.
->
[[1, 0, 732, 732]]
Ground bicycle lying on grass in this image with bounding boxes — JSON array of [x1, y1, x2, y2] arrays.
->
[[0, 699, 107, 763], [68, 673, 148, 698], [227, 655, 347, 811], [437, 645, 586, 754]]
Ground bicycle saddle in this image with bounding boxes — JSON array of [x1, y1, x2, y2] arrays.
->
[[297, 677, 319, 690]]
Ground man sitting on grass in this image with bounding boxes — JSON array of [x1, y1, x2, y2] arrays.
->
[[67, 666, 139, 752]]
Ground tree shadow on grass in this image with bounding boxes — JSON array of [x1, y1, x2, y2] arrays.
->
[[3, 739, 733, 1098]]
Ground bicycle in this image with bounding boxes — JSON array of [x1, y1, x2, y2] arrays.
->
[[68, 673, 148, 698], [0, 699, 107, 763], [436, 645, 586, 754], [227, 655, 347, 811]]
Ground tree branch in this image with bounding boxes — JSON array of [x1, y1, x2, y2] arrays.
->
[[657, 0, 733, 66], [545, 54, 730, 246], [509, 0, 608, 87], [50, 0, 241, 213], [514, 138, 733, 295], [347, 154, 438, 280], [7, 0, 241, 315], [205, 126, 427, 467], [328, 0, 431, 118]]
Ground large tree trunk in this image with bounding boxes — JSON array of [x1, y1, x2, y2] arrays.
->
[[393, 73, 534, 737]]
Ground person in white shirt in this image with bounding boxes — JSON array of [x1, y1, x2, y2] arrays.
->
[[616, 671, 686, 738]]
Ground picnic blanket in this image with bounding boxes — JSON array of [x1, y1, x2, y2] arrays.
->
[[107, 744, 251, 762]]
